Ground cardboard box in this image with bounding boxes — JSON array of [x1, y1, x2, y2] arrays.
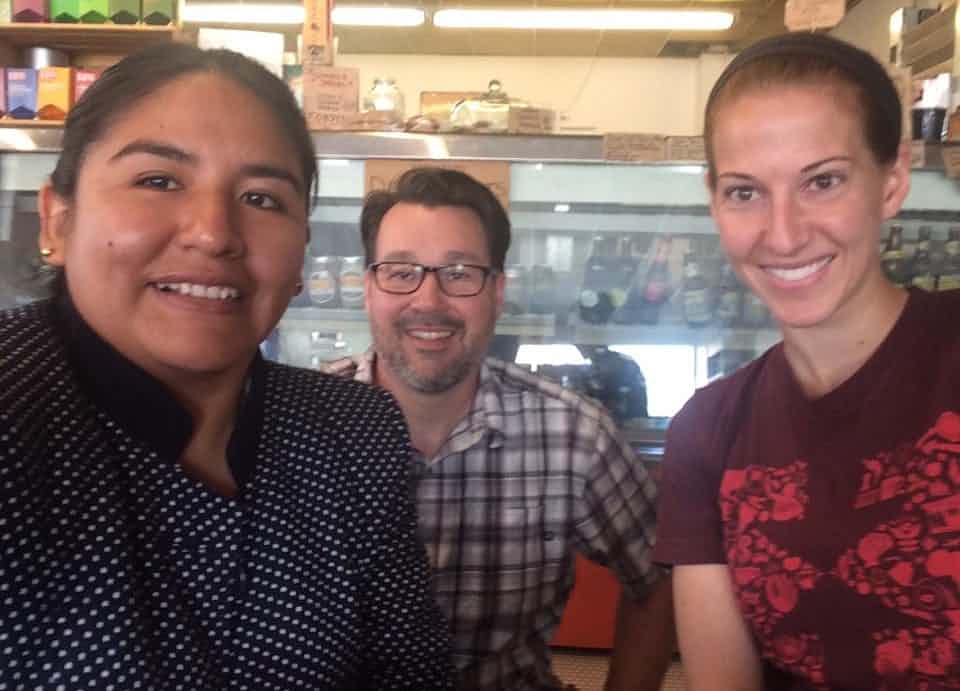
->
[[6, 68, 37, 120], [602, 133, 668, 162], [303, 65, 359, 130], [667, 136, 706, 161], [508, 106, 555, 135], [37, 67, 71, 120]]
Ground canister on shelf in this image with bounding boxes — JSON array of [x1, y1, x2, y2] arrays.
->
[[338, 256, 365, 309], [23, 47, 70, 67], [308, 255, 339, 307]]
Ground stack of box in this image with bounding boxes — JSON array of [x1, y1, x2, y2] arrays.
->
[[2, 60, 101, 121], [4, 0, 175, 23]]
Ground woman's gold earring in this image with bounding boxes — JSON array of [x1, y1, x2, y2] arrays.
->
[[40, 248, 53, 257]]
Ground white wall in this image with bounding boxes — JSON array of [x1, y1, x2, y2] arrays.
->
[[336, 53, 726, 135]]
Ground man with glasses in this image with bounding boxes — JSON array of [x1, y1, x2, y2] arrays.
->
[[323, 167, 673, 690]]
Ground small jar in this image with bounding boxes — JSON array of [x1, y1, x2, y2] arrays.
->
[[308, 255, 338, 307], [339, 256, 365, 309]]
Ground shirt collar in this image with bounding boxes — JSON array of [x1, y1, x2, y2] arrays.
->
[[365, 348, 507, 450], [52, 292, 265, 487]]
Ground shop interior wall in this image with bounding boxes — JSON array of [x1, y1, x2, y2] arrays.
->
[[335, 53, 731, 135]]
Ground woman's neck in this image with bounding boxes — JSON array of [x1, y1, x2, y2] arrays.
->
[[780, 279, 908, 399]]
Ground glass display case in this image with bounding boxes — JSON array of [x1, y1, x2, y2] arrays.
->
[[2, 129, 959, 439]]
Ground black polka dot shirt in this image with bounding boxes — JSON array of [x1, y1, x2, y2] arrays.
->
[[0, 298, 455, 690]]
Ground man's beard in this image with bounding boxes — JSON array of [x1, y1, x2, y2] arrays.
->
[[373, 311, 483, 394]]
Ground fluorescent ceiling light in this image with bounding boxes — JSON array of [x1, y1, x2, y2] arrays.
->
[[433, 9, 734, 31], [332, 6, 425, 26], [183, 2, 305, 24], [182, 3, 425, 26]]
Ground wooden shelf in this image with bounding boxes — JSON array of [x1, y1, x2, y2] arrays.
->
[[0, 22, 178, 53], [0, 118, 63, 127]]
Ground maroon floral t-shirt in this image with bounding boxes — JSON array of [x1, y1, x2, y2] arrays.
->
[[655, 288, 960, 690]]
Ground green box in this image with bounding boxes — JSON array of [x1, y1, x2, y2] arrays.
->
[[109, 0, 137, 23], [78, 0, 107, 22], [49, 0, 79, 21], [141, 0, 173, 25]]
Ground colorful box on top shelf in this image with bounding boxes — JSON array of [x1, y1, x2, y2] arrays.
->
[[50, 0, 80, 21], [78, 0, 108, 23], [72, 68, 99, 104], [141, 0, 174, 25], [12, 0, 47, 22], [109, 0, 138, 23]]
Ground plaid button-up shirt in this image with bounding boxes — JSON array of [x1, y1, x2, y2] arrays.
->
[[323, 351, 666, 690]]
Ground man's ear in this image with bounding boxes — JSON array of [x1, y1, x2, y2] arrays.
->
[[38, 182, 70, 267]]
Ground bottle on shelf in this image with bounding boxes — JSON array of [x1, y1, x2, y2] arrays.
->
[[681, 252, 712, 327], [938, 227, 960, 292], [611, 235, 640, 313], [911, 245, 937, 292], [881, 225, 909, 287], [916, 225, 933, 255], [615, 234, 673, 325], [715, 263, 742, 327], [578, 234, 618, 324], [308, 255, 339, 308]]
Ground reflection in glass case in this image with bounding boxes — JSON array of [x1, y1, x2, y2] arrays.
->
[[2, 132, 959, 424]]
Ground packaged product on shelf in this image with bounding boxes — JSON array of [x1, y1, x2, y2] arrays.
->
[[50, 0, 79, 22], [338, 256, 365, 309], [72, 68, 100, 104], [0, 0, 10, 23], [77, 0, 106, 22], [108, 0, 137, 23], [308, 255, 338, 307], [36, 67, 71, 120], [5, 69, 37, 120], [12, 0, 46, 22], [141, 0, 174, 25]]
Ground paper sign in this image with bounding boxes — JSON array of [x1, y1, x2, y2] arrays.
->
[[784, 0, 845, 31], [302, 65, 359, 130], [365, 159, 510, 210], [942, 145, 960, 178], [602, 133, 668, 162]]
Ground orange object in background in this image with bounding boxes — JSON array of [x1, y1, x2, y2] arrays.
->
[[551, 555, 621, 649]]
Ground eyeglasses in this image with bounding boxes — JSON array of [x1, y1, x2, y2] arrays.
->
[[369, 261, 497, 297]]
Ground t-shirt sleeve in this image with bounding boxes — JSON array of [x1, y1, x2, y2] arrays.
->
[[573, 411, 668, 601], [653, 391, 727, 566]]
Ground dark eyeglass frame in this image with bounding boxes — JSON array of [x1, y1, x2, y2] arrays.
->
[[368, 261, 498, 297]]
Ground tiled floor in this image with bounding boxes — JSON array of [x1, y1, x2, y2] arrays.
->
[[552, 649, 687, 691]]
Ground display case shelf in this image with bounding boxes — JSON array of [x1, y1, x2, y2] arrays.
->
[[571, 319, 781, 348]]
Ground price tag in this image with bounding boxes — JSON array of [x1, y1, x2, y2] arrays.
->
[[602, 133, 668, 162], [784, 0, 845, 31]]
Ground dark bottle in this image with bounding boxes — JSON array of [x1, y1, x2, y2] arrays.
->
[[715, 263, 742, 327], [938, 228, 960, 291], [682, 252, 712, 327], [881, 225, 909, 287], [579, 235, 617, 324], [911, 247, 936, 291], [917, 226, 933, 254]]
